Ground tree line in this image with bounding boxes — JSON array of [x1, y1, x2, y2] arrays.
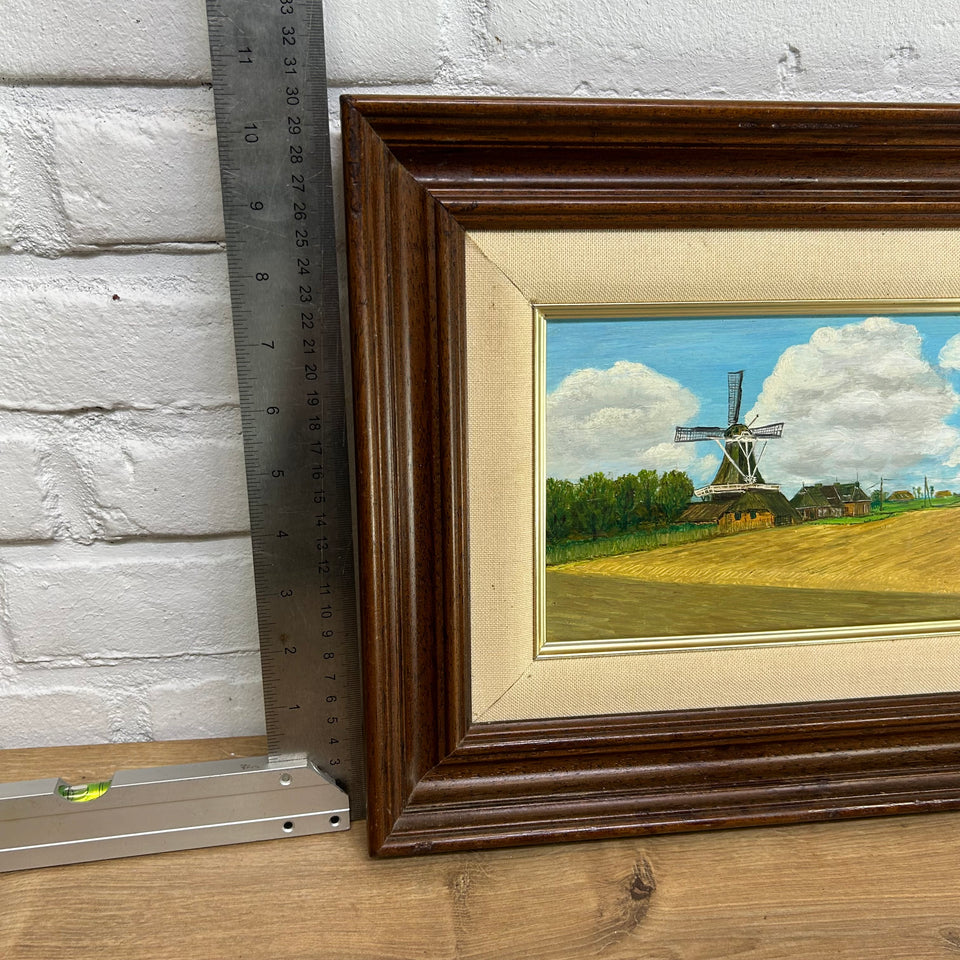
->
[[546, 469, 695, 543]]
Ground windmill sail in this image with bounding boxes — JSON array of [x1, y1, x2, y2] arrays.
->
[[749, 422, 784, 439], [727, 370, 743, 425], [675, 426, 726, 442]]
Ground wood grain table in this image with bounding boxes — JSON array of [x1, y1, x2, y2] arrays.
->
[[2, 736, 960, 959]]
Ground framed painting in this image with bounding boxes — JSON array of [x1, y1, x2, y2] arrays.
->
[[342, 95, 960, 856], [535, 302, 960, 659]]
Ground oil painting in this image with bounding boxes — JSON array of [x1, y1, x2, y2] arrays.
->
[[543, 310, 960, 649]]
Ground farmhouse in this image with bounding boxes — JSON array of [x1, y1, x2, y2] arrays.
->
[[888, 489, 914, 501], [680, 489, 799, 532], [936, 490, 953, 498], [790, 482, 871, 520]]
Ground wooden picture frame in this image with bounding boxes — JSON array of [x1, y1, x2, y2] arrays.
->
[[342, 95, 960, 856]]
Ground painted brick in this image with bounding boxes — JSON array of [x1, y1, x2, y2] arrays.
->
[[80, 428, 249, 539], [0, 439, 56, 541], [0, 0, 211, 82], [146, 674, 266, 741], [0, 686, 116, 748], [0, 256, 237, 410], [0, 97, 72, 257], [479, 0, 960, 99], [51, 102, 224, 246], [324, 0, 441, 84], [5, 541, 258, 661]]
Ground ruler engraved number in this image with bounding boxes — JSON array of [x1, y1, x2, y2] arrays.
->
[[291, 174, 305, 192], [238, 46, 252, 64], [284, 56, 297, 75], [279, 2, 294, 14], [244, 123, 259, 143], [301, 311, 313, 329], [288, 116, 301, 135], [282, 24, 296, 44]]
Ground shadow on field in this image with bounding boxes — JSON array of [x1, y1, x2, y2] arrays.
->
[[545, 570, 960, 642]]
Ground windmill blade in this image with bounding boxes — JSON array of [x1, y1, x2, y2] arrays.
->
[[727, 370, 743, 425], [749, 422, 784, 439], [675, 425, 726, 442]]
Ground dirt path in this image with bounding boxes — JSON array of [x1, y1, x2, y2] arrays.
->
[[556, 506, 960, 595]]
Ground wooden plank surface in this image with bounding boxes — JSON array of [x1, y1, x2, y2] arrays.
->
[[3, 737, 960, 959]]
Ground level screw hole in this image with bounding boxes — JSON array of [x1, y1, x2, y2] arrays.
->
[[283, 821, 295, 833], [330, 815, 341, 826], [279, 773, 292, 786]]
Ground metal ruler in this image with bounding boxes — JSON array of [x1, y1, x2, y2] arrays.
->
[[0, 0, 364, 872], [206, 0, 364, 807]]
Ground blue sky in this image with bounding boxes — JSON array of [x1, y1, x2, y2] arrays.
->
[[546, 313, 960, 491]]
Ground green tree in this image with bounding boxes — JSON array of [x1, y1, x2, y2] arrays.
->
[[633, 469, 659, 525], [613, 473, 641, 531], [655, 470, 694, 523], [545, 477, 576, 543], [573, 472, 618, 539]]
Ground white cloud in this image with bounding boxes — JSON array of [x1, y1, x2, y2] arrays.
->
[[746, 316, 960, 488], [939, 333, 960, 370], [546, 360, 699, 479]]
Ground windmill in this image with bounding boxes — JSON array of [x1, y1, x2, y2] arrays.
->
[[675, 370, 785, 499]]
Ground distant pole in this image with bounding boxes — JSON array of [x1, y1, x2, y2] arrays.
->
[[878, 476, 890, 513]]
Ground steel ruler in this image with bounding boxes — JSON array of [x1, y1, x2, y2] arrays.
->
[[205, 0, 365, 810], [0, 0, 364, 872]]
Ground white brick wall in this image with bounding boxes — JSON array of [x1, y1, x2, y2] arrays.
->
[[1, 0, 957, 749]]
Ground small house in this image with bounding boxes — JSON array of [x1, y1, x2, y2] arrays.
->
[[790, 482, 871, 520], [888, 490, 914, 501]]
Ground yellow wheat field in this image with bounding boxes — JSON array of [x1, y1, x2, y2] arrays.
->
[[557, 506, 960, 595]]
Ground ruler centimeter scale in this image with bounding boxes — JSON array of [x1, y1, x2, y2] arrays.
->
[[0, 0, 364, 872]]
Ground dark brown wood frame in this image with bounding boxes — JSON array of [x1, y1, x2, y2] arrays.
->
[[342, 95, 960, 856]]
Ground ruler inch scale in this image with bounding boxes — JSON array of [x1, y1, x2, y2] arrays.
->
[[206, 0, 365, 818]]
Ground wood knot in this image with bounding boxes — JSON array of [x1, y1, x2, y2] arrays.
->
[[628, 859, 656, 903], [940, 928, 960, 952]]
